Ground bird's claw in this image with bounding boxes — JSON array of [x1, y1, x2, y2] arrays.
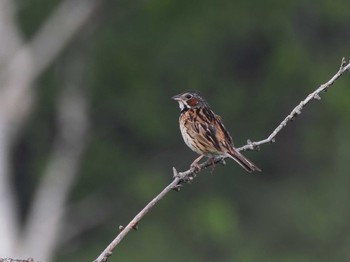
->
[[190, 163, 201, 173]]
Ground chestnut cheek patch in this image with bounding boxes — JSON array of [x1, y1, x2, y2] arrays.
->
[[187, 98, 198, 107]]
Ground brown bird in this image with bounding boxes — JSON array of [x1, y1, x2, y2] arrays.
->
[[172, 91, 261, 173]]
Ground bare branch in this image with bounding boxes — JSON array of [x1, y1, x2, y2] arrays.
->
[[0, 259, 35, 262], [93, 59, 350, 262], [238, 58, 350, 152]]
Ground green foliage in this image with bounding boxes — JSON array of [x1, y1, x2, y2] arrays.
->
[[14, 0, 350, 261]]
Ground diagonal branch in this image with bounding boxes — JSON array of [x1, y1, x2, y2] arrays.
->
[[93, 58, 350, 262], [238, 57, 350, 152]]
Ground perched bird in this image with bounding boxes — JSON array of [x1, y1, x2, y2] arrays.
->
[[172, 91, 261, 173]]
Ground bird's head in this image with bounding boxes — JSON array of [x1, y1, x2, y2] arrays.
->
[[171, 91, 207, 111]]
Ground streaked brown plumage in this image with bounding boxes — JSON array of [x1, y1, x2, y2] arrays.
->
[[172, 91, 261, 173]]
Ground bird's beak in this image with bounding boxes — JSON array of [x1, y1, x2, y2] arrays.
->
[[171, 94, 182, 101]]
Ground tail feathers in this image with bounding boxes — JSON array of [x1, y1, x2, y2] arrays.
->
[[227, 151, 261, 173]]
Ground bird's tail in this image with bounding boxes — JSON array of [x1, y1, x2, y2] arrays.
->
[[227, 150, 261, 173]]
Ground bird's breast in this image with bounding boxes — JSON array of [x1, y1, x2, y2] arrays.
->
[[179, 112, 203, 155]]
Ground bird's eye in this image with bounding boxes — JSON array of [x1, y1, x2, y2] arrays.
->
[[185, 94, 192, 99]]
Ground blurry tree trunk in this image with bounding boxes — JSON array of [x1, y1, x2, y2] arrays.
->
[[0, 0, 26, 254], [0, 0, 101, 260], [18, 51, 89, 261]]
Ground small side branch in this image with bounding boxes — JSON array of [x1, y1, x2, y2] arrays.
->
[[93, 58, 350, 262]]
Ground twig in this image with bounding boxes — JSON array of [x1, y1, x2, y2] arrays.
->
[[238, 57, 350, 152], [93, 58, 350, 262], [0, 259, 35, 262]]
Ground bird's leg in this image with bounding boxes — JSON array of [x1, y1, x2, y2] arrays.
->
[[209, 157, 216, 173], [190, 155, 204, 173]]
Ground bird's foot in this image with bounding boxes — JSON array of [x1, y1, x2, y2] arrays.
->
[[208, 157, 217, 173], [190, 155, 204, 173], [190, 162, 202, 173]]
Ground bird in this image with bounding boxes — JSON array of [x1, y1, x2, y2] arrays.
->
[[172, 91, 261, 173]]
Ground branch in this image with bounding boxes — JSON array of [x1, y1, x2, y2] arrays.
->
[[238, 57, 350, 152], [93, 58, 350, 262]]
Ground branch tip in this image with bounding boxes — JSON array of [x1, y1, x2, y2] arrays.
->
[[340, 57, 346, 70], [313, 94, 321, 100], [172, 167, 179, 178]]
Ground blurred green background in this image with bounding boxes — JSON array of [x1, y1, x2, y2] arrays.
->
[[13, 0, 350, 261]]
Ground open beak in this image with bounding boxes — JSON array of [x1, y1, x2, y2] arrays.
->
[[171, 94, 182, 101]]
